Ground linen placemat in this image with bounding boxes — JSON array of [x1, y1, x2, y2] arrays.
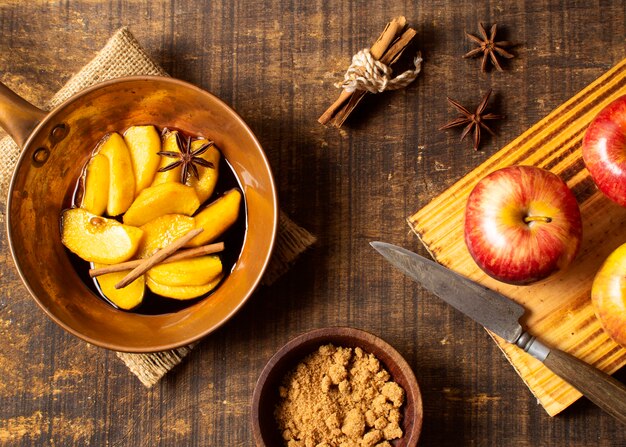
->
[[0, 27, 316, 387]]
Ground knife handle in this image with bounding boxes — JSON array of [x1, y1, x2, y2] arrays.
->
[[521, 335, 626, 425]]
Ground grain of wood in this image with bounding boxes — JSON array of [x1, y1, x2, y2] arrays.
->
[[0, 1, 625, 446], [408, 57, 626, 417]]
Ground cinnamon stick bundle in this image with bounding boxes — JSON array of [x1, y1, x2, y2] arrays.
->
[[318, 16, 418, 127]]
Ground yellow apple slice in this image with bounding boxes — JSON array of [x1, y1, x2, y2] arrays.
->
[[61, 208, 144, 264], [152, 130, 181, 185], [93, 264, 145, 310], [123, 182, 201, 227], [147, 255, 222, 286], [80, 153, 109, 216], [136, 214, 196, 259], [98, 132, 135, 216], [186, 138, 220, 204], [146, 274, 223, 300], [124, 125, 162, 196], [187, 189, 242, 247]]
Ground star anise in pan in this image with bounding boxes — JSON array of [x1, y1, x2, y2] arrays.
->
[[464, 23, 514, 72], [439, 89, 503, 151], [158, 132, 215, 183]]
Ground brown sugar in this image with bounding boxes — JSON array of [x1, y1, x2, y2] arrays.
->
[[275, 344, 405, 447]]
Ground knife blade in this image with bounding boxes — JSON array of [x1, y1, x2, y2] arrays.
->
[[371, 241, 626, 424]]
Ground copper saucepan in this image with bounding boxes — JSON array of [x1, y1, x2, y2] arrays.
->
[[1, 77, 278, 352]]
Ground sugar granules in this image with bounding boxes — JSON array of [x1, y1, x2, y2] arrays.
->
[[275, 344, 405, 447]]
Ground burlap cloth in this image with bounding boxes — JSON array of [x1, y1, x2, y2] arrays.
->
[[0, 28, 316, 387]]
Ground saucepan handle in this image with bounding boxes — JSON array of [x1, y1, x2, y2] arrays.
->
[[0, 81, 47, 149]]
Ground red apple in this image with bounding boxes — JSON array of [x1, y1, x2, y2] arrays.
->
[[464, 165, 583, 285], [591, 243, 626, 349], [582, 95, 626, 207]]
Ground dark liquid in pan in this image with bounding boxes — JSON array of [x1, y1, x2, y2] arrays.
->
[[65, 127, 247, 315]]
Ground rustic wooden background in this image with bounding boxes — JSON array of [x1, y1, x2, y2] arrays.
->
[[1, 0, 625, 446]]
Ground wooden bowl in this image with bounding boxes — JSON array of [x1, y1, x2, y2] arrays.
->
[[251, 327, 423, 447], [3, 76, 278, 352]]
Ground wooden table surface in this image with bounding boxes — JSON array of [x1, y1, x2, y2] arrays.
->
[[1, 1, 625, 446]]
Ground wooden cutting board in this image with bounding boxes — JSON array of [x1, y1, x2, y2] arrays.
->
[[408, 57, 626, 417]]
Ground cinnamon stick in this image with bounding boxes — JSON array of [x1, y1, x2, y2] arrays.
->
[[318, 16, 408, 125], [114, 228, 203, 289], [88, 242, 224, 278], [328, 27, 418, 127]]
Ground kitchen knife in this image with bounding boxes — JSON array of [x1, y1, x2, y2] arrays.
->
[[370, 241, 626, 424]]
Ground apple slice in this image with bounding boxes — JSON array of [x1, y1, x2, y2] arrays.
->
[[123, 182, 200, 227], [80, 153, 109, 216], [98, 132, 136, 216], [93, 264, 145, 310], [146, 274, 223, 300], [136, 214, 196, 259], [147, 255, 222, 287], [187, 189, 242, 247], [186, 138, 220, 203], [124, 125, 162, 196], [61, 208, 144, 264], [152, 130, 181, 185]]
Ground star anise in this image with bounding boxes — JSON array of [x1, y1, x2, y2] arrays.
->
[[464, 23, 514, 72], [438, 89, 503, 151], [157, 132, 215, 183]]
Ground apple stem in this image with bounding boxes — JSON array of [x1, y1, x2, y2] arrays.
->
[[524, 215, 552, 223]]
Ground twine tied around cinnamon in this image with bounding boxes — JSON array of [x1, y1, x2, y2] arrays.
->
[[335, 49, 423, 94]]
